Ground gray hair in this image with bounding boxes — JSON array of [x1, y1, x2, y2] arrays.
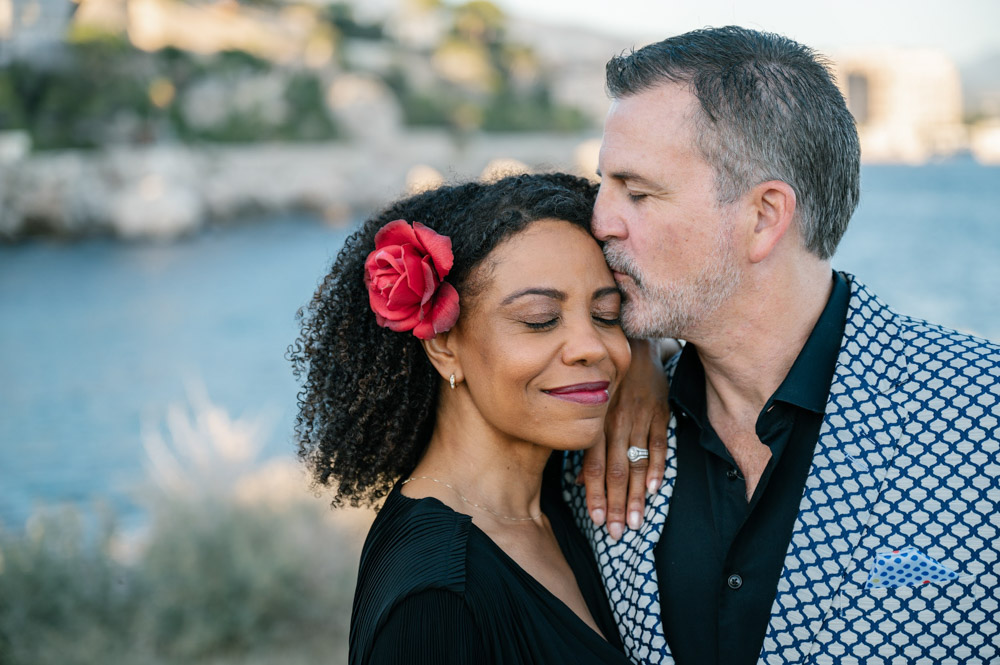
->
[[606, 26, 860, 259]]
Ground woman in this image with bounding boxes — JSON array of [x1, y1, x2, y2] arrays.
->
[[291, 173, 633, 663]]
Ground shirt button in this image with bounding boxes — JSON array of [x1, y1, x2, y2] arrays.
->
[[727, 574, 743, 590], [726, 467, 739, 481]]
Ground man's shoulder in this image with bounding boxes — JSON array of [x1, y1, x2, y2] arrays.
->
[[847, 276, 1000, 362], [846, 276, 1000, 401]]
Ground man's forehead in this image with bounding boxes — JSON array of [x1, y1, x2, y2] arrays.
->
[[608, 84, 698, 124]]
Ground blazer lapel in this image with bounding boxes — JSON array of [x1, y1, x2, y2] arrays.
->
[[760, 278, 914, 662]]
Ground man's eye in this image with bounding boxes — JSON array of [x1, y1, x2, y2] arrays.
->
[[626, 192, 647, 202]]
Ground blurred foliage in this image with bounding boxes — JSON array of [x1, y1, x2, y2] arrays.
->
[[0, 0, 589, 149], [380, 0, 589, 134], [323, 3, 385, 41], [0, 41, 339, 149], [0, 497, 360, 665]]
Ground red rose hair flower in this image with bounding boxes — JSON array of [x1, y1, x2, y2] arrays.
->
[[364, 219, 460, 340]]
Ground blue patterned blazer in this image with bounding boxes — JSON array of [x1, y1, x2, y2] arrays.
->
[[564, 276, 1000, 664]]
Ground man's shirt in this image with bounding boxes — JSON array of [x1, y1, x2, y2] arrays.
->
[[655, 271, 850, 665]]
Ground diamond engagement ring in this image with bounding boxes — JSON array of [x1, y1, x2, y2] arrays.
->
[[626, 446, 649, 463]]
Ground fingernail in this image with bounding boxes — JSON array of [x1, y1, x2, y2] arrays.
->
[[647, 478, 660, 494], [608, 521, 623, 541], [628, 511, 641, 530], [592, 508, 605, 526]]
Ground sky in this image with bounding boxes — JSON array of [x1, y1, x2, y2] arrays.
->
[[489, 0, 1000, 65]]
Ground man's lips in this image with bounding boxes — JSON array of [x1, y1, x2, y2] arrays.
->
[[543, 381, 611, 405], [611, 269, 636, 285]]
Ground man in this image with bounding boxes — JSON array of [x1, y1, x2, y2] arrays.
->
[[564, 26, 1000, 665]]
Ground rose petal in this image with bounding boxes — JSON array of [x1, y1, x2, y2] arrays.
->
[[411, 318, 435, 340], [374, 248, 405, 275], [430, 282, 460, 333], [399, 245, 427, 301], [413, 222, 454, 278], [418, 257, 437, 306], [385, 277, 420, 311], [368, 288, 393, 319], [373, 219, 419, 251], [384, 308, 422, 332]]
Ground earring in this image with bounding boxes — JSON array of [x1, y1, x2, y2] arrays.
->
[[449, 374, 456, 390]]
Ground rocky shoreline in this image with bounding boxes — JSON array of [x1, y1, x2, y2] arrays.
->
[[0, 131, 600, 241]]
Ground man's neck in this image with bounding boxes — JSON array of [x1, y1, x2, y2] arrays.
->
[[686, 261, 834, 494], [693, 262, 835, 418]]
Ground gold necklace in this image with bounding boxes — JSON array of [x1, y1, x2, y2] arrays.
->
[[402, 476, 543, 522]]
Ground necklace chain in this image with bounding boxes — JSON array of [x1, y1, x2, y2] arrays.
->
[[402, 476, 543, 522]]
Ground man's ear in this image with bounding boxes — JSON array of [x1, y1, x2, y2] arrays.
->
[[747, 180, 796, 264], [420, 330, 463, 386]]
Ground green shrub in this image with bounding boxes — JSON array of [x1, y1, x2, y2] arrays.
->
[[0, 496, 364, 665]]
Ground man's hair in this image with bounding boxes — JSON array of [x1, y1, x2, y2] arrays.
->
[[607, 26, 860, 259]]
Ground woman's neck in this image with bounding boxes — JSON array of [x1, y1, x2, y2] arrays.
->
[[406, 406, 552, 524]]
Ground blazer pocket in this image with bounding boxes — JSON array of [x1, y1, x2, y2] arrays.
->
[[837, 579, 985, 623]]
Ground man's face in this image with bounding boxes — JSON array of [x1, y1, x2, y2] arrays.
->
[[593, 83, 743, 340]]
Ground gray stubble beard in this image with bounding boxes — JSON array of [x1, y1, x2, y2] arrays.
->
[[602, 224, 742, 340]]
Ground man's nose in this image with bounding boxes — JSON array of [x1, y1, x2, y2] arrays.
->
[[592, 185, 627, 242]]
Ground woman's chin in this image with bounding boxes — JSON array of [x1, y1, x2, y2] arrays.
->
[[542, 427, 606, 452]]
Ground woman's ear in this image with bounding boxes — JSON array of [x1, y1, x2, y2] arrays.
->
[[420, 330, 463, 386]]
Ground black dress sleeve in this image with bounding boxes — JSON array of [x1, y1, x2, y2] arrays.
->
[[367, 588, 483, 664]]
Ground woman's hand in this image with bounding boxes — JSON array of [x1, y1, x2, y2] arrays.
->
[[579, 338, 674, 540]]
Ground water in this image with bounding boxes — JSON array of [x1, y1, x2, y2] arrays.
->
[[1, 162, 999, 530]]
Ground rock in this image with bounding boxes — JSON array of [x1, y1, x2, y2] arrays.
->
[[0, 132, 596, 241], [109, 174, 204, 240]]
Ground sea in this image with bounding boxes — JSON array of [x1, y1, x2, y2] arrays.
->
[[1, 161, 999, 531]]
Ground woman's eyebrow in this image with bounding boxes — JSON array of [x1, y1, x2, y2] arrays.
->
[[501, 288, 566, 305], [593, 286, 621, 300]]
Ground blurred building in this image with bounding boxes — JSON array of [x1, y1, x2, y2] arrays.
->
[[833, 48, 966, 164], [507, 18, 627, 125]]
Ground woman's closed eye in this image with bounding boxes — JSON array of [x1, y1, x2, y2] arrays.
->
[[592, 311, 622, 327], [521, 315, 559, 330]]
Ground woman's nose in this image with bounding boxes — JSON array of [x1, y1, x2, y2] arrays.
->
[[562, 317, 610, 366]]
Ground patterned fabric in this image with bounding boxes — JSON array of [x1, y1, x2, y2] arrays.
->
[[564, 276, 1000, 664], [865, 548, 960, 589]]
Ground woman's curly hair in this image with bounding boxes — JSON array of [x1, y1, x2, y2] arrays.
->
[[290, 172, 599, 507]]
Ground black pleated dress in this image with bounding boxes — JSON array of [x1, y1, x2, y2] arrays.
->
[[349, 459, 630, 664]]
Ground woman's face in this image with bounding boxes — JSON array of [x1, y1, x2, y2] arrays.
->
[[450, 219, 631, 451]]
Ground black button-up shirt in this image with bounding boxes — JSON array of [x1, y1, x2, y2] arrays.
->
[[655, 271, 850, 665]]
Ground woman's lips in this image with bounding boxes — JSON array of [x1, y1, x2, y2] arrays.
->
[[543, 381, 610, 405]]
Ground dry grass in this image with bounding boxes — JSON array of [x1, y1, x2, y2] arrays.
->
[[0, 388, 374, 665]]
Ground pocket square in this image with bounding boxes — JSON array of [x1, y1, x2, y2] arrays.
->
[[866, 547, 959, 589]]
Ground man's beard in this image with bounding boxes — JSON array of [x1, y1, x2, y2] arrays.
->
[[603, 226, 742, 339]]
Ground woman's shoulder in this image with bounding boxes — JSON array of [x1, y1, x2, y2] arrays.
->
[[361, 486, 472, 588], [351, 487, 476, 663]]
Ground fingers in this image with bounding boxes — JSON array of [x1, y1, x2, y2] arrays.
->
[[581, 437, 607, 528], [603, 401, 632, 541], [646, 407, 669, 495], [626, 429, 649, 534]]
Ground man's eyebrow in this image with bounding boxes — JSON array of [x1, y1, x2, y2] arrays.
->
[[501, 288, 566, 305], [596, 168, 660, 189]]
